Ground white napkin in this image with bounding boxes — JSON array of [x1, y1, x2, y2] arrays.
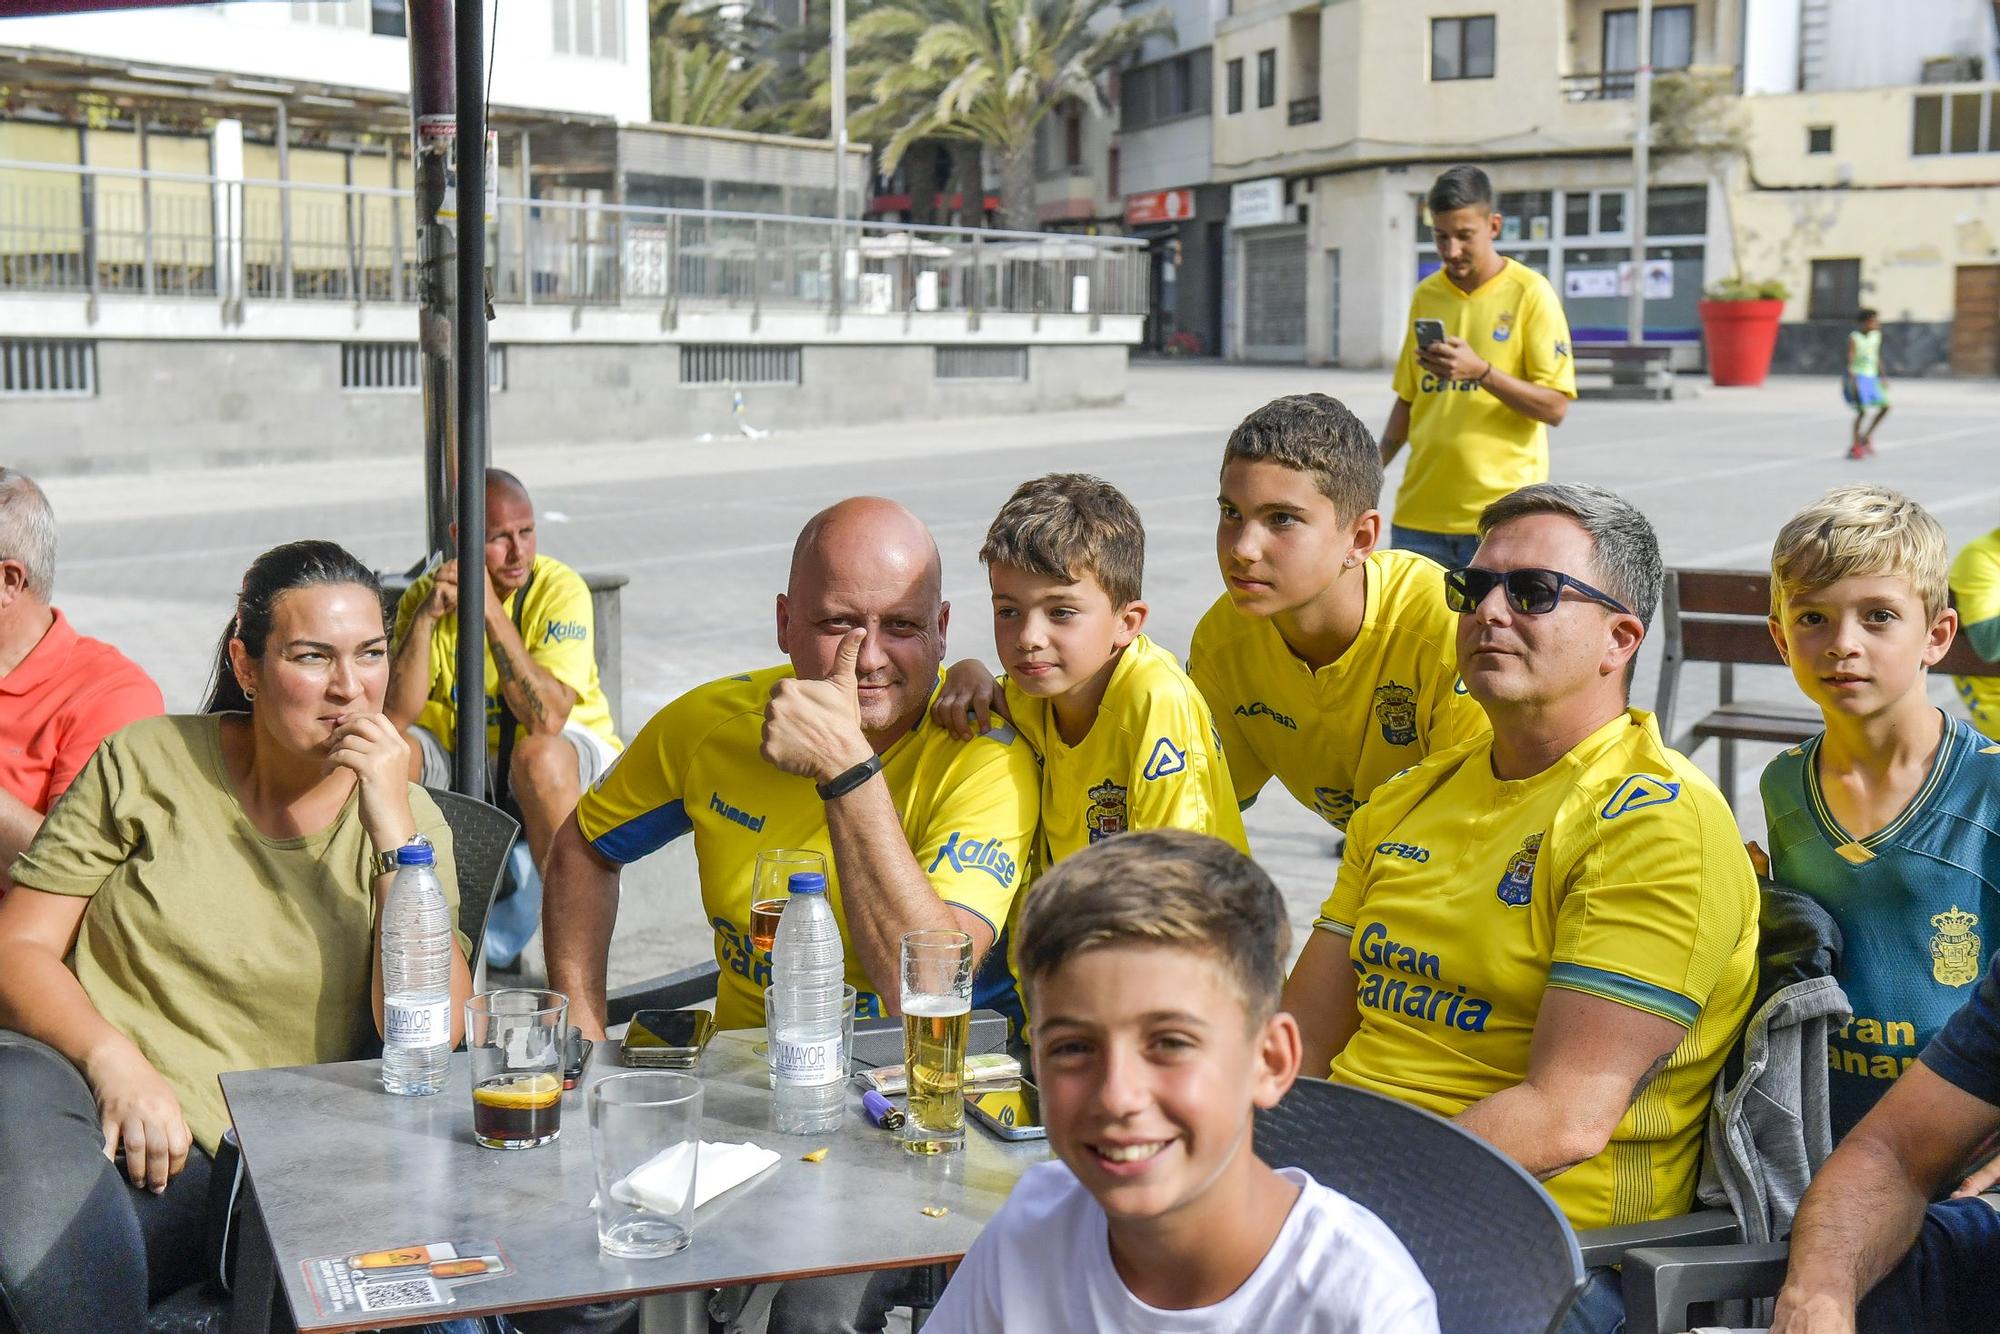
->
[[596, 1140, 780, 1214]]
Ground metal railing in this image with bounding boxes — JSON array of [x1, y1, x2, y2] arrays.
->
[[1560, 71, 1639, 101], [0, 159, 1148, 321]]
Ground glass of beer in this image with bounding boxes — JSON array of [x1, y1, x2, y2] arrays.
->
[[751, 849, 827, 955], [899, 930, 974, 1155], [466, 989, 569, 1149]]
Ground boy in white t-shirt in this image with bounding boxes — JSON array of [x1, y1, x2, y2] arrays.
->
[[928, 830, 1439, 1333]]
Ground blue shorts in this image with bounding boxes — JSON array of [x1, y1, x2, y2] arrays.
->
[[1846, 373, 1887, 409]]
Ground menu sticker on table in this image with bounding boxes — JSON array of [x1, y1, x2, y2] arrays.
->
[[301, 1239, 513, 1319]]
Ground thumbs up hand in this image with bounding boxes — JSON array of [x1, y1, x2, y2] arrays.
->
[[763, 628, 876, 784]]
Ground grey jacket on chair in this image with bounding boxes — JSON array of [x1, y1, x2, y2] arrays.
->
[[1696, 886, 1852, 1246]]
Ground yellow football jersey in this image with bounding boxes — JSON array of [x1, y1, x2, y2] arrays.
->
[[1189, 548, 1488, 831], [1316, 709, 1758, 1230], [1390, 258, 1577, 535], [1003, 634, 1248, 864], [394, 553, 621, 754], [1950, 529, 2000, 740], [574, 666, 1041, 1030]]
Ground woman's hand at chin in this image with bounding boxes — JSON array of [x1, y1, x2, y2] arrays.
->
[[327, 712, 417, 851]]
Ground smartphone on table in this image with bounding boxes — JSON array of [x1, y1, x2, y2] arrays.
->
[[621, 1008, 717, 1069], [1414, 318, 1446, 352], [965, 1081, 1047, 1142]]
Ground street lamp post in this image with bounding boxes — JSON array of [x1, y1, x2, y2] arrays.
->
[[1626, 0, 1653, 347]]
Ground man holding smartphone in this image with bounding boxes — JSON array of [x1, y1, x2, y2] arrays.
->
[[1379, 166, 1576, 569]]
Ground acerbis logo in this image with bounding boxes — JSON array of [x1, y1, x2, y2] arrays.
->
[[1234, 701, 1298, 731]]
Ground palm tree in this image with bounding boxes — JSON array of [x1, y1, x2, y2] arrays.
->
[[654, 41, 776, 129], [649, 0, 779, 129], [840, 0, 1170, 231]]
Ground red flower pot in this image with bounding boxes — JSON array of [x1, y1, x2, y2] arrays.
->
[[1699, 299, 1785, 387]]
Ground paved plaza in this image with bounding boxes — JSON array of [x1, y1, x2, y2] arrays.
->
[[41, 362, 2000, 990]]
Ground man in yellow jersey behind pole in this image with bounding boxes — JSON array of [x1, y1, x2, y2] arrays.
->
[[1380, 166, 1578, 570]]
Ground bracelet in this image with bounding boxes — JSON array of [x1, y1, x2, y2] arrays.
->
[[817, 754, 884, 801], [1476, 362, 1493, 385]]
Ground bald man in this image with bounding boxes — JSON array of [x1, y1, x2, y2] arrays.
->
[[387, 469, 623, 875], [544, 498, 1042, 1040]]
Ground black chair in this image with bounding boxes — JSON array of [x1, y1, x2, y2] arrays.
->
[[424, 785, 521, 965], [1254, 1077, 1585, 1334]]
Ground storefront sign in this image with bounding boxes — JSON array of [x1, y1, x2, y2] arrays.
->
[[1125, 189, 1195, 226], [1229, 178, 1286, 229]]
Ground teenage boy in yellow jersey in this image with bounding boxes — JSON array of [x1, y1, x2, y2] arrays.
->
[[935, 473, 1245, 869], [1281, 484, 1757, 1334], [1190, 393, 1487, 832], [1380, 166, 1576, 570], [387, 469, 621, 874], [1950, 523, 2000, 739], [545, 498, 1039, 1041]]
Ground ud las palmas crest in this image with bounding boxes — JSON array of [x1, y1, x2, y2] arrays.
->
[[1085, 778, 1129, 843], [1931, 906, 1982, 987], [1496, 832, 1543, 907], [1373, 683, 1419, 746]]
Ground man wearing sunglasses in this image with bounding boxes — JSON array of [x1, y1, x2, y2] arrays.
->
[[1281, 483, 1759, 1334]]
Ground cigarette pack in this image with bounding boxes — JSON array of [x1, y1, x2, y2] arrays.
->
[[862, 1053, 1020, 1096]]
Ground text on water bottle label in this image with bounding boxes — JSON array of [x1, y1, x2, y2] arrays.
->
[[772, 1036, 845, 1087], [386, 999, 452, 1047]]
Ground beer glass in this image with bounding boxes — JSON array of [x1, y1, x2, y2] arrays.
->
[[466, 990, 568, 1149], [899, 930, 974, 1154], [751, 849, 827, 954], [588, 1071, 702, 1259]]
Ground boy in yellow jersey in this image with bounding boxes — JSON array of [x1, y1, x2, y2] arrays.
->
[[1380, 166, 1576, 569], [1281, 483, 1756, 1334], [934, 473, 1245, 863], [1190, 393, 1487, 831], [1950, 523, 2000, 739]]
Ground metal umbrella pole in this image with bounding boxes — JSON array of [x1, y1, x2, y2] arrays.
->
[[450, 0, 490, 798], [405, 0, 458, 557]]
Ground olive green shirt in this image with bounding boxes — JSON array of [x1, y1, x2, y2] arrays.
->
[[10, 714, 463, 1153]]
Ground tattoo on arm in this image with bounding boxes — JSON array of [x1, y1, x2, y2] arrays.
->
[[492, 640, 549, 728]]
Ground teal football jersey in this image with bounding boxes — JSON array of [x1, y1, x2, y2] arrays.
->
[[1762, 713, 2000, 1139]]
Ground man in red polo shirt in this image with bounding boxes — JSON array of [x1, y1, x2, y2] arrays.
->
[[0, 469, 163, 886]]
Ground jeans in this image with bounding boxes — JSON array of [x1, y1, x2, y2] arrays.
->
[[0, 1031, 214, 1334], [1856, 1196, 2000, 1334], [1390, 525, 1481, 569], [1558, 1265, 1625, 1334]]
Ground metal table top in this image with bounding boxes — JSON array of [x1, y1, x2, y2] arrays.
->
[[220, 1028, 1049, 1332]]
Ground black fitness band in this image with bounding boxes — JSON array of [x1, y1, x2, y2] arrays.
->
[[816, 754, 884, 801]]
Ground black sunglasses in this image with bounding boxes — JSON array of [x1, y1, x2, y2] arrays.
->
[[1444, 566, 1633, 617]]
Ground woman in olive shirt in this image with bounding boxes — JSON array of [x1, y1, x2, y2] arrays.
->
[[0, 540, 471, 1332]]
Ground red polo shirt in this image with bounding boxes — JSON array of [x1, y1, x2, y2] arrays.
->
[[1, 608, 164, 815]]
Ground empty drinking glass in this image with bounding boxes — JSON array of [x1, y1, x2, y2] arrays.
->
[[588, 1071, 703, 1259]]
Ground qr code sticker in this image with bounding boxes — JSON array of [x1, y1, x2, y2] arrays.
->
[[356, 1275, 444, 1312]]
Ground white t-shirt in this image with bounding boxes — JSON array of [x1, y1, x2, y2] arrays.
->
[[928, 1162, 1440, 1333]]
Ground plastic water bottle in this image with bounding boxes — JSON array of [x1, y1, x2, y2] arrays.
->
[[381, 840, 454, 1096], [770, 871, 847, 1133]]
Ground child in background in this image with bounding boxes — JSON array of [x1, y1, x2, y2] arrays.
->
[[1948, 522, 2000, 740], [1844, 308, 1889, 460]]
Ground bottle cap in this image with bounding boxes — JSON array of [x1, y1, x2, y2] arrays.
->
[[395, 838, 436, 867], [788, 871, 827, 895]]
